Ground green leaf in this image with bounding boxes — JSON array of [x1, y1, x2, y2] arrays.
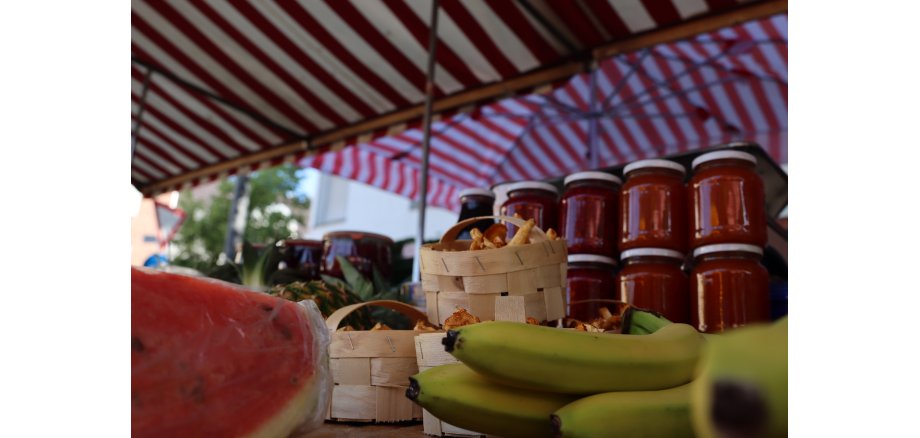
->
[[337, 256, 374, 301], [372, 266, 389, 295], [320, 274, 347, 290]]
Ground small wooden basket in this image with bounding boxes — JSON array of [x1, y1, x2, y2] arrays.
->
[[325, 300, 428, 423], [414, 332, 490, 437], [419, 216, 567, 325]]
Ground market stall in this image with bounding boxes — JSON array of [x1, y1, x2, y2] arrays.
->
[[131, 1, 788, 436]]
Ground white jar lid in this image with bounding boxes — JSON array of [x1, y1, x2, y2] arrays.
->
[[691, 150, 757, 170], [564, 171, 622, 186], [692, 243, 763, 258], [620, 248, 685, 261], [504, 181, 559, 195], [623, 159, 686, 176], [458, 188, 494, 199], [567, 254, 617, 266]]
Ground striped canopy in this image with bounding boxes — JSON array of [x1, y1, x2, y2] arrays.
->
[[301, 14, 787, 211], [131, 0, 787, 207]]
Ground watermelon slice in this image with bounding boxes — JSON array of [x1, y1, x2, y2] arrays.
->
[[132, 267, 330, 437]]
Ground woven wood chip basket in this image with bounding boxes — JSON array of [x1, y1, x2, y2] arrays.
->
[[419, 216, 567, 326], [325, 300, 428, 423], [414, 332, 494, 437]]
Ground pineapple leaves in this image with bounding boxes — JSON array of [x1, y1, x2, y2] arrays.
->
[[337, 256, 374, 301]]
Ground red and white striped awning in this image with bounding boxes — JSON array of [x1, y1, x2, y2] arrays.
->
[[301, 14, 787, 211], [131, 0, 786, 196]]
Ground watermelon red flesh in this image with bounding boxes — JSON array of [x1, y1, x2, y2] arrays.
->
[[132, 267, 322, 437]]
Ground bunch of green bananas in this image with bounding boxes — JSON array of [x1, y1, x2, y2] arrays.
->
[[406, 310, 787, 438]]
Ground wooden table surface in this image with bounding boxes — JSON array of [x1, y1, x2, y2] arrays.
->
[[299, 421, 428, 437]]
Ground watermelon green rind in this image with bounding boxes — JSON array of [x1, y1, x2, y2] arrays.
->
[[131, 267, 331, 438]]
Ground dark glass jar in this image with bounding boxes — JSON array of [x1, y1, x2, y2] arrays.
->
[[689, 150, 766, 249], [565, 254, 618, 322], [617, 248, 689, 324], [456, 188, 495, 240], [278, 239, 324, 281], [321, 231, 394, 282], [560, 171, 622, 258], [690, 243, 770, 333], [500, 181, 559, 240], [619, 159, 688, 253]]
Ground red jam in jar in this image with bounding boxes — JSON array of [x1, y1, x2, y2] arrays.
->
[[689, 150, 766, 248], [500, 181, 559, 240], [619, 159, 688, 253], [456, 188, 496, 240], [565, 254, 618, 322], [690, 243, 770, 333], [560, 171, 622, 258], [618, 248, 689, 324], [279, 239, 324, 281]]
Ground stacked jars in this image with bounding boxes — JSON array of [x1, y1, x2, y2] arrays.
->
[[558, 172, 622, 321], [688, 150, 769, 333], [616, 159, 690, 322]]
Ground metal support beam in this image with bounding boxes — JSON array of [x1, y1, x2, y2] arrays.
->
[[224, 174, 250, 262], [131, 69, 152, 163], [412, 0, 441, 283], [587, 61, 599, 169]]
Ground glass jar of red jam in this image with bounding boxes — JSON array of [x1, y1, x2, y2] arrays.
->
[[456, 188, 496, 240], [560, 171, 622, 258], [321, 231, 394, 282], [619, 159, 688, 253], [279, 239, 324, 281], [690, 243, 770, 333], [618, 248, 689, 324], [565, 254, 618, 322], [500, 181, 559, 240], [689, 150, 766, 249]]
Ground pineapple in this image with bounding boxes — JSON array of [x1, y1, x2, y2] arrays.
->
[[269, 280, 371, 330]]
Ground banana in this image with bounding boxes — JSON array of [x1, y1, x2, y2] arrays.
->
[[444, 321, 705, 395], [623, 306, 673, 335], [690, 317, 787, 438], [551, 384, 694, 438], [406, 363, 577, 438]]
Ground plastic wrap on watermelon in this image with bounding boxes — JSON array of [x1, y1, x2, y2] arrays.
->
[[131, 267, 331, 437]]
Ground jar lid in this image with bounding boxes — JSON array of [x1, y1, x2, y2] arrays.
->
[[564, 171, 622, 186], [692, 243, 763, 258], [567, 254, 617, 266], [620, 248, 684, 261], [623, 159, 686, 176], [691, 150, 757, 170], [458, 188, 495, 199], [504, 181, 559, 195]]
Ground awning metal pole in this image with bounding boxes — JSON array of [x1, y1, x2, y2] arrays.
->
[[587, 62, 599, 170], [131, 69, 153, 163], [412, 0, 440, 283]]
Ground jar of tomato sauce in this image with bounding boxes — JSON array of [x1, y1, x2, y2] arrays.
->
[[689, 150, 766, 248], [500, 181, 559, 240], [565, 254, 618, 322], [618, 248, 689, 324], [456, 188, 496, 240], [560, 171, 621, 258], [690, 243, 770, 333], [619, 159, 688, 253]]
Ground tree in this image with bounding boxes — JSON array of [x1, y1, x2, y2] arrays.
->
[[170, 164, 310, 274]]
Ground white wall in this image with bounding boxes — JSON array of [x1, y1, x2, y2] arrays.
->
[[302, 170, 458, 243]]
